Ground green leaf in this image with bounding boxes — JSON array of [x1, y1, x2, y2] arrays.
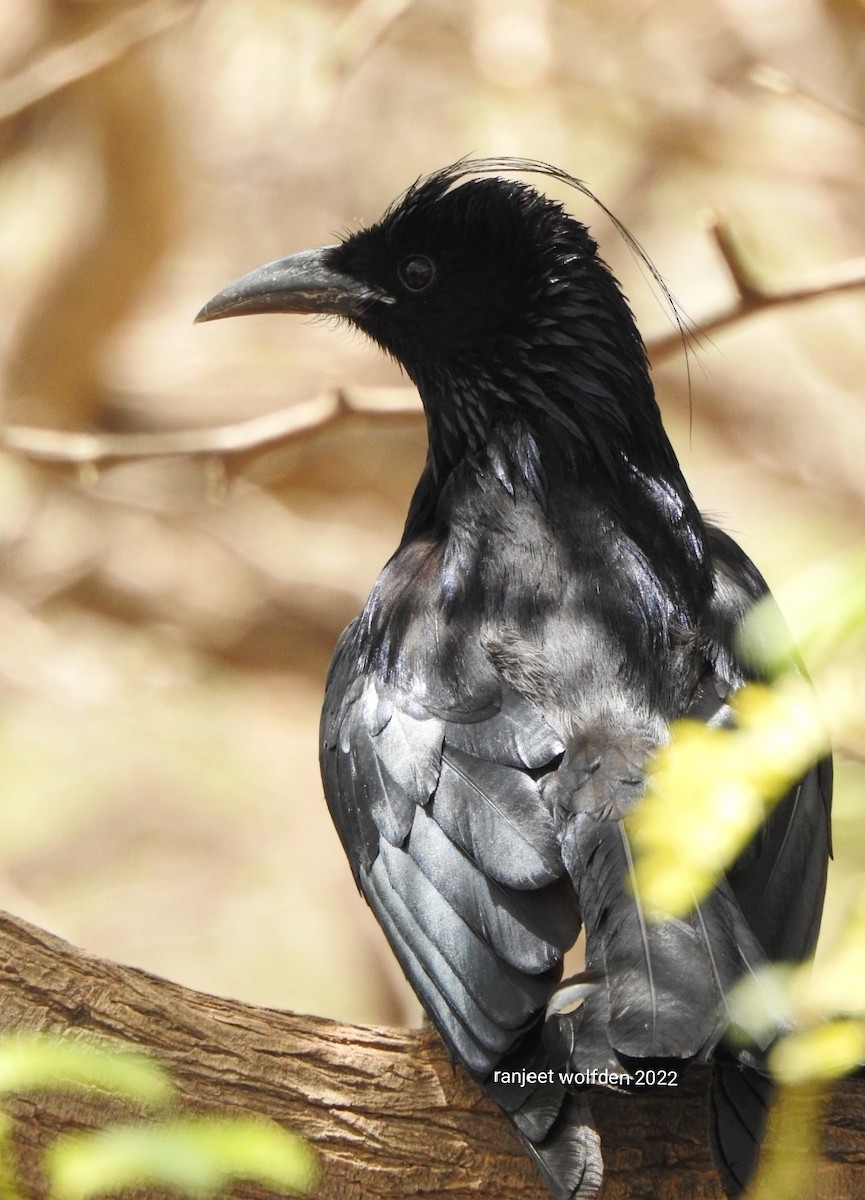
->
[[0, 1110, 27, 1200], [726, 964, 799, 1048], [806, 886, 865, 1015], [742, 549, 865, 676], [728, 882, 865, 1086], [628, 679, 828, 916], [770, 1020, 865, 1086], [745, 1084, 822, 1200], [46, 1116, 319, 1200], [0, 1035, 173, 1107]]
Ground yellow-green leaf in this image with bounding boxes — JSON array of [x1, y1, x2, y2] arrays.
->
[[46, 1116, 319, 1200], [0, 1035, 173, 1108], [743, 550, 865, 675], [726, 964, 799, 1048], [628, 678, 827, 916], [770, 1020, 865, 1086], [806, 887, 865, 1016]]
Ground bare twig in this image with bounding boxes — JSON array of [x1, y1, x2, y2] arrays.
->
[[0, 0, 196, 124], [705, 211, 764, 305], [2, 233, 864, 472], [649, 214, 865, 361], [751, 65, 865, 130], [0, 386, 422, 469]]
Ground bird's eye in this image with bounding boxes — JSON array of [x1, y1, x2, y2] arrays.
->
[[398, 255, 436, 293]]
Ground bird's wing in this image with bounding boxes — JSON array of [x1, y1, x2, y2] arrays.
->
[[321, 618, 601, 1200]]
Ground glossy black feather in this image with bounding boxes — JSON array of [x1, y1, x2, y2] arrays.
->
[[709, 1059, 776, 1197], [208, 159, 830, 1200]]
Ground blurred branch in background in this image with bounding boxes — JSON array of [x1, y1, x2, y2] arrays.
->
[[0, 0, 195, 122], [651, 214, 865, 360], [2, 225, 864, 470], [752, 65, 865, 132], [324, 0, 417, 88], [0, 384, 421, 470], [1, 0, 199, 429]]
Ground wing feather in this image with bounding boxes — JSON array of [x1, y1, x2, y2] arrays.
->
[[444, 688, 565, 768], [407, 804, 579, 972], [432, 745, 563, 887], [321, 628, 580, 1092]]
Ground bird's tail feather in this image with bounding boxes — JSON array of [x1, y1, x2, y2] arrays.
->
[[485, 1036, 603, 1200], [549, 734, 777, 1198], [709, 1061, 774, 1197], [510, 1093, 603, 1200], [564, 813, 765, 1063]]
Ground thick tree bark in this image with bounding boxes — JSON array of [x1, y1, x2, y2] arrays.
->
[[0, 910, 860, 1199]]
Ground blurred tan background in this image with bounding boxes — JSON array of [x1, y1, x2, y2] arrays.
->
[[0, 0, 863, 1032]]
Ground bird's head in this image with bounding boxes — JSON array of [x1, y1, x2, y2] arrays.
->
[[197, 159, 673, 470]]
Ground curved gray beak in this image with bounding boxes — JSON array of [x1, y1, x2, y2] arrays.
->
[[195, 246, 392, 323]]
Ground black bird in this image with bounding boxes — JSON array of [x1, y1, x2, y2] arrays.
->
[[197, 159, 831, 1199]]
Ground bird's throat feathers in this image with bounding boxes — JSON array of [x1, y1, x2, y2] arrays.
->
[[396, 246, 674, 490], [402, 330, 693, 549]]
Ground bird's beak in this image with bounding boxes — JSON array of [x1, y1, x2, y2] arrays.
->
[[194, 246, 392, 323]]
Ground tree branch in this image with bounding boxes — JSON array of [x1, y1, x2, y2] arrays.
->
[[3, 232, 864, 474], [650, 213, 865, 360], [0, 0, 196, 125], [750, 65, 865, 131], [0, 910, 862, 1199], [0, 387, 423, 473]]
